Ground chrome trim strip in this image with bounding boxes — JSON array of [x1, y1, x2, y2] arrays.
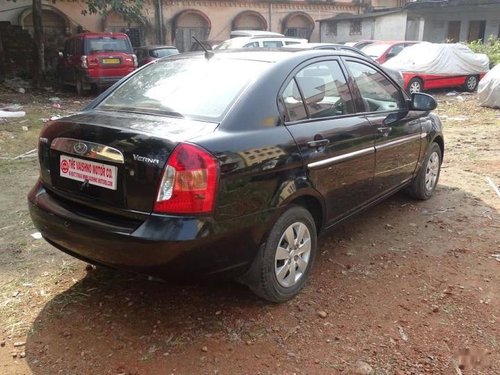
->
[[50, 137, 125, 164], [308, 147, 374, 169], [375, 133, 422, 151]]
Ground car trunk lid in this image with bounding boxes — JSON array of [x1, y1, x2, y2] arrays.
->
[[39, 110, 218, 215]]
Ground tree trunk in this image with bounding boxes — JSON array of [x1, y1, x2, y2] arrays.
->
[[0, 33, 4, 81], [32, 0, 45, 88]]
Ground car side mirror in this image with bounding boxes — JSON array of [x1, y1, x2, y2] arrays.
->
[[410, 93, 437, 111]]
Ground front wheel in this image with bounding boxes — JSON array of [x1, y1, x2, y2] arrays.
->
[[407, 78, 423, 94], [242, 205, 317, 303], [407, 142, 442, 200], [463, 75, 478, 92]]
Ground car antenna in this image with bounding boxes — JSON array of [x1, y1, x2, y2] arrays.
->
[[192, 36, 214, 60]]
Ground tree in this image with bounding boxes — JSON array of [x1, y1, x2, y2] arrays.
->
[[9, 0, 145, 88]]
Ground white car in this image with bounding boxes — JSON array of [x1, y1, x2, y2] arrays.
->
[[215, 36, 307, 50]]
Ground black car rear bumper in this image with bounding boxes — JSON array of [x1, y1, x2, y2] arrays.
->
[[28, 181, 271, 279]]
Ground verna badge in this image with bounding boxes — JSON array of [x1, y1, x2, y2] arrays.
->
[[73, 142, 88, 155]]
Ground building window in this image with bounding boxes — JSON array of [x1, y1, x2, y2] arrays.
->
[[350, 20, 362, 36], [328, 22, 337, 36], [282, 12, 314, 40], [468, 20, 486, 42], [447, 21, 461, 43]]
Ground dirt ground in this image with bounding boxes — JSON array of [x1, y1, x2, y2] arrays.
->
[[0, 86, 499, 375]]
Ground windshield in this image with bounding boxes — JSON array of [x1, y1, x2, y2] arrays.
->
[[97, 57, 269, 121], [86, 37, 132, 53], [361, 44, 391, 58]]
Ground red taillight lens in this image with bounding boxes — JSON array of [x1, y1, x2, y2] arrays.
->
[[154, 143, 218, 214]]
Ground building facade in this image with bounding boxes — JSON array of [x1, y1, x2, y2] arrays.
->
[[0, 0, 363, 52], [319, 0, 500, 43]]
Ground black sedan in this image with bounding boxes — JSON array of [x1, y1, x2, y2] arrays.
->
[[28, 49, 444, 302]]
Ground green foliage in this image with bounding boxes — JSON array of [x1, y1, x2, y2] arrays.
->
[[468, 36, 500, 68], [80, 0, 146, 23]]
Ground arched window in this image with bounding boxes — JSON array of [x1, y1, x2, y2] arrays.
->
[[282, 12, 314, 40], [21, 6, 70, 69], [173, 10, 211, 52], [232, 11, 267, 31]]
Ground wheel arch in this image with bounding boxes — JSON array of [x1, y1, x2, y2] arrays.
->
[[277, 189, 325, 234], [432, 134, 444, 161]]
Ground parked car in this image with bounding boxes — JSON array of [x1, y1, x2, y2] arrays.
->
[[383, 43, 490, 94], [134, 45, 179, 66], [478, 63, 500, 108], [352, 40, 378, 50], [282, 43, 404, 87], [189, 40, 223, 52], [361, 41, 420, 63], [214, 36, 307, 50], [29, 49, 443, 302], [230, 30, 285, 38], [57, 32, 137, 95]]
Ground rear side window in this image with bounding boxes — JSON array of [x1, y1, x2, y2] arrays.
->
[[243, 42, 260, 48], [262, 41, 283, 48], [281, 60, 354, 122], [85, 37, 133, 54]]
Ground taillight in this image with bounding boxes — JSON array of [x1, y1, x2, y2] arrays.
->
[[81, 55, 88, 69], [154, 143, 218, 215], [132, 54, 138, 68]]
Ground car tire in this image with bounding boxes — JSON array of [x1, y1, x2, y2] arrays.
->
[[463, 75, 479, 92], [242, 205, 317, 303], [407, 78, 423, 94], [407, 142, 442, 200]]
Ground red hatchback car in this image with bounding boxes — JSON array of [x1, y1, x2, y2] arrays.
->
[[58, 32, 137, 95]]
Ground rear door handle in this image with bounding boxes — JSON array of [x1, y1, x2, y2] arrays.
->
[[307, 139, 330, 148], [377, 126, 391, 137]]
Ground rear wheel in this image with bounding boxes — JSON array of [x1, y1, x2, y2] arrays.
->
[[407, 142, 442, 200], [408, 78, 423, 94], [463, 75, 478, 92], [242, 205, 317, 303]]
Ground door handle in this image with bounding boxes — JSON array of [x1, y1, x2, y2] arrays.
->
[[307, 139, 330, 148], [377, 126, 391, 137]]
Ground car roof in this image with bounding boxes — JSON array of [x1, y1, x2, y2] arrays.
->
[[73, 32, 129, 39], [136, 45, 177, 50], [173, 48, 369, 66], [230, 30, 285, 38]]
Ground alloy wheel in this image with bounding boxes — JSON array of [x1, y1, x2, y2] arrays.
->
[[425, 151, 440, 191], [274, 222, 311, 288]]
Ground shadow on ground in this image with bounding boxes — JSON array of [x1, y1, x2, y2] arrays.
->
[[23, 186, 500, 374]]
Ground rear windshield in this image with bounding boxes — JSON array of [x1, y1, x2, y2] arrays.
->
[[85, 37, 133, 54], [149, 48, 179, 58], [97, 57, 270, 122]]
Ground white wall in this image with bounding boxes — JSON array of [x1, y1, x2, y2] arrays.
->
[[320, 19, 374, 43], [374, 12, 407, 40], [418, 6, 500, 42]]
